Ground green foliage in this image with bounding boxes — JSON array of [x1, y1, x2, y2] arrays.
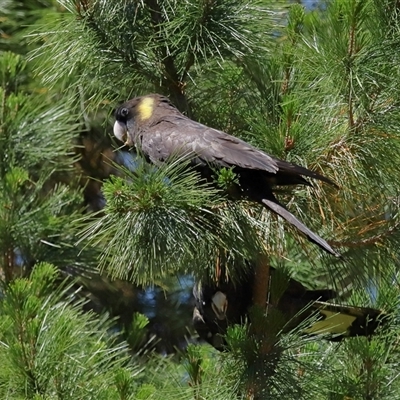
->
[[0, 50, 96, 279], [0, 52, 80, 174], [2, 0, 400, 398], [0, 263, 142, 399], [0, 51, 27, 93], [29, 0, 277, 113], [125, 312, 151, 353], [129, 349, 245, 400], [0, 0, 61, 54], [214, 167, 240, 192], [80, 156, 264, 283]]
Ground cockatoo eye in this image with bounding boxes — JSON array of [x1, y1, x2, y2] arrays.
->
[[120, 108, 129, 117]]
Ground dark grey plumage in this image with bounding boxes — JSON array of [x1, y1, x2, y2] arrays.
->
[[114, 93, 339, 256], [193, 267, 385, 351]]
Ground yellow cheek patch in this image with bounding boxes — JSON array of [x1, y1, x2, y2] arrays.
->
[[138, 97, 155, 121]]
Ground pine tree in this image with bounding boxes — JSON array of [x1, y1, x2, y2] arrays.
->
[[2, 0, 400, 399], [0, 263, 143, 399], [0, 2, 91, 282]]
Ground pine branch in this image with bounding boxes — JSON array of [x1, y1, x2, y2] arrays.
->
[[252, 254, 271, 310], [79, 1, 157, 84], [145, 0, 191, 114], [329, 221, 400, 249], [346, 1, 358, 132]]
